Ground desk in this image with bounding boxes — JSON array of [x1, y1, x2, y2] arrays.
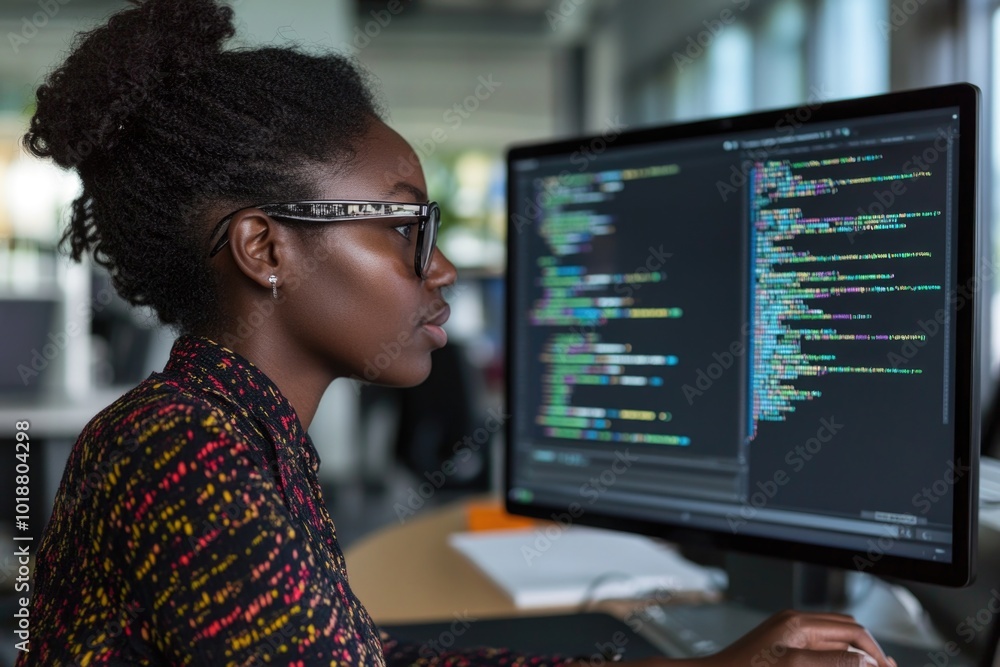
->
[[342, 497, 679, 661], [343, 497, 984, 665], [342, 497, 706, 626], [344, 497, 537, 623]]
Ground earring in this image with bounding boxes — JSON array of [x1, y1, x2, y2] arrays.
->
[[268, 274, 278, 299]]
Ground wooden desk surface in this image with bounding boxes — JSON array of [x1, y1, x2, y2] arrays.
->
[[344, 497, 576, 624]]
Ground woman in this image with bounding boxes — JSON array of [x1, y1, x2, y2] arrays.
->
[[17, 0, 896, 665]]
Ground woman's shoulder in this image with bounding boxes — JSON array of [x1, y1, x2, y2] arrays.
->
[[51, 376, 259, 535], [77, 373, 247, 470]]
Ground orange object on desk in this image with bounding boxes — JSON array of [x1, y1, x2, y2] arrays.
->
[[465, 499, 538, 531]]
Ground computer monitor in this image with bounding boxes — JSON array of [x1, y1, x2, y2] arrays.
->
[[505, 83, 980, 624], [0, 296, 59, 395]]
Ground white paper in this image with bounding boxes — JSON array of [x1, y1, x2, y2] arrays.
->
[[449, 526, 722, 609]]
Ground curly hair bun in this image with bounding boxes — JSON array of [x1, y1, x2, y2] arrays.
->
[[22, 0, 380, 333], [25, 0, 235, 168]]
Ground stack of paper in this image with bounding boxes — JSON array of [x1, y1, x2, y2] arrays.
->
[[449, 526, 722, 609]]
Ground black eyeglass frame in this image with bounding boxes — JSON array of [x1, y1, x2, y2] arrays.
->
[[208, 200, 441, 279]]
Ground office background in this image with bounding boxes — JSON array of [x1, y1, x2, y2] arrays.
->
[[0, 0, 995, 545]]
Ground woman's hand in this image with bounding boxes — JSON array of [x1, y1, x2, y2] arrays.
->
[[611, 610, 898, 667], [707, 610, 897, 667]]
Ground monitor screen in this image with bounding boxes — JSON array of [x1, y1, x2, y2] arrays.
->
[[0, 296, 59, 396], [505, 83, 979, 587]]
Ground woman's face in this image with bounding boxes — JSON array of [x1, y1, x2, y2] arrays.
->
[[280, 120, 457, 386]]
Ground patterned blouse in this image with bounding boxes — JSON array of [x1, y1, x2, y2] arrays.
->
[[17, 335, 569, 667]]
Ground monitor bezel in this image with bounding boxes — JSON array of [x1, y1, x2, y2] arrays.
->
[[504, 83, 980, 587]]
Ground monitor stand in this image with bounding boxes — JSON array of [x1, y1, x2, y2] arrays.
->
[[637, 553, 976, 666]]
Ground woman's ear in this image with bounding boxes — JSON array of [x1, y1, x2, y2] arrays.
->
[[226, 209, 295, 291]]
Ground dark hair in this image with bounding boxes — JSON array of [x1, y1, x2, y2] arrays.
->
[[24, 0, 382, 334]]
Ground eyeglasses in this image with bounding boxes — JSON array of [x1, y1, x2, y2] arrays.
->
[[208, 200, 442, 279]]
